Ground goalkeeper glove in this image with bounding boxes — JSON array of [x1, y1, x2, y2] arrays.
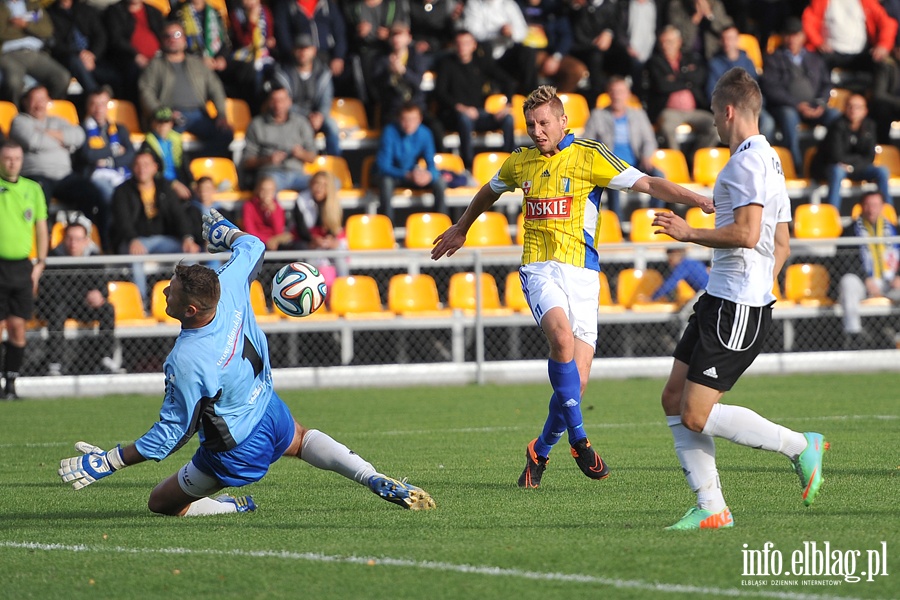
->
[[202, 208, 242, 253], [59, 441, 127, 490]]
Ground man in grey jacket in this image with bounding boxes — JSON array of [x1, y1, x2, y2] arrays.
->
[[583, 76, 665, 221], [0, 0, 70, 104], [138, 21, 232, 157]]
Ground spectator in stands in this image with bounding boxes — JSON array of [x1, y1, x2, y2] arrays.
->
[[41, 217, 119, 376], [342, 0, 410, 102], [229, 0, 277, 112], [293, 170, 348, 287], [271, 0, 349, 91], [645, 26, 718, 155], [48, 0, 118, 96], [79, 87, 136, 211], [375, 101, 446, 223], [9, 85, 107, 244], [185, 175, 236, 249], [111, 149, 200, 302], [567, 0, 627, 107], [409, 0, 463, 70], [706, 26, 775, 141], [242, 176, 299, 250], [0, 139, 48, 400], [620, 0, 659, 100], [666, 0, 734, 60], [0, 0, 71, 105], [241, 85, 317, 193], [761, 17, 840, 172], [138, 21, 233, 158], [140, 107, 193, 201], [801, 0, 897, 74], [652, 247, 709, 301], [434, 30, 517, 170], [515, 0, 587, 94], [870, 53, 900, 144], [583, 76, 665, 220], [275, 33, 341, 156], [104, 0, 165, 103], [838, 190, 900, 348], [463, 0, 537, 95], [812, 93, 893, 210]]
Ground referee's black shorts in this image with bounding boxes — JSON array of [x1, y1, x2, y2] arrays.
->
[[673, 292, 774, 391], [0, 259, 35, 320]]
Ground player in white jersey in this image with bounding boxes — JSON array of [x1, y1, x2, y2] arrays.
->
[[652, 68, 827, 530], [59, 210, 435, 515]]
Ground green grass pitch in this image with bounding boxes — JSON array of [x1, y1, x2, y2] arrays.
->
[[1, 372, 897, 599]]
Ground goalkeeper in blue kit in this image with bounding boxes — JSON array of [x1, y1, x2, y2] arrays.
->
[[58, 210, 435, 515]]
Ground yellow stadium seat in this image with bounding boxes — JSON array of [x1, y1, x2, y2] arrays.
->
[[784, 263, 833, 306], [772, 145, 810, 188], [388, 274, 450, 317], [447, 272, 511, 316], [143, 0, 170, 16], [466, 212, 512, 246], [0, 100, 18, 135], [597, 209, 623, 243], [50, 221, 102, 250], [472, 152, 511, 185], [766, 34, 783, 54], [405, 212, 452, 249], [106, 98, 144, 144], [46, 99, 79, 126], [304, 154, 354, 189], [875, 144, 900, 184], [850, 201, 898, 225], [737, 33, 763, 73], [630, 208, 674, 242], [431, 152, 465, 175], [828, 88, 851, 111], [224, 98, 251, 140], [692, 147, 730, 187], [107, 281, 156, 327], [685, 206, 715, 229], [793, 204, 842, 239], [516, 212, 525, 245], [485, 93, 526, 135], [595, 93, 643, 109], [331, 97, 379, 141], [558, 93, 590, 130], [504, 271, 529, 312], [598, 271, 624, 312], [616, 268, 664, 308], [329, 275, 393, 319], [189, 157, 240, 191], [150, 281, 180, 324], [248, 280, 283, 323], [345, 214, 396, 250], [650, 148, 692, 185], [675, 280, 697, 306]]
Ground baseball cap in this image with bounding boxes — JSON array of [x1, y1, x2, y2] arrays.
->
[[153, 106, 174, 122]]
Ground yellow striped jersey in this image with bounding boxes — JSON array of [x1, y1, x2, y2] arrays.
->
[[490, 132, 644, 271]]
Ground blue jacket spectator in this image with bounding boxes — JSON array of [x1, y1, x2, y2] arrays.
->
[[652, 248, 709, 301]]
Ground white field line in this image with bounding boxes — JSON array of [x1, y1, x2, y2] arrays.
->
[[0, 541, 878, 600], [0, 415, 896, 449]]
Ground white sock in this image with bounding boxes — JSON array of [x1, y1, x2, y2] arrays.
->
[[702, 404, 808, 458], [668, 415, 726, 512], [184, 496, 237, 516], [300, 429, 378, 485]]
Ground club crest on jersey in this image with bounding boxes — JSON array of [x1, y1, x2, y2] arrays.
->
[[24, 208, 33, 222], [525, 196, 572, 219], [522, 180, 532, 195], [560, 177, 571, 193]]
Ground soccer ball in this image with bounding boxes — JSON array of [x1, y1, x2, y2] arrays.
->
[[272, 262, 327, 317]]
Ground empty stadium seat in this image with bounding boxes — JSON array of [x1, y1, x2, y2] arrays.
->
[[106, 98, 144, 144], [331, 97, 379, 141], [447, 272, 511, 316], [107, 281, 156, 327], [737, 33, 763, 73], [345, 214, 396, 250], [388, 274, 450, 317], [685, 207, 715, 229], [304, 155, 354, 189], [466, 212, 512, 246], [485, 93, 526, 135], [405, 212, 452, 249], [784, 263, 833, 306], [692, 147, 730, 187], [595, 93, 643, 109], [150, 281, 180, 324], [249, 280, 282, 323], [0, 101, 18, 135], [503, 271, 529, 313], [630, 208, 674, 242], [597, 209, 624, 243], [558, 93, 590, 130], [616, 268, 665, 308], [472, 152, 511, 185], [516, 212, 525, 245], [875, 144, 900, 183], [772, 145, 810, 188], [189, 157, 240, 191], [793, 204, 842, 239], [46, 99, 79, 126], [650, 148, 692, 185], [598, 271, 624, 312], [143, 0, 170, 15], [329, 275, 393, 319]]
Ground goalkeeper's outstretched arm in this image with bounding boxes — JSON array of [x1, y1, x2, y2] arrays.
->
[[58, 442, 148, 490]]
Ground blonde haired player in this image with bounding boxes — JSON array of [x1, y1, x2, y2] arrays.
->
[[653, 68, 826, 530], [432, 85, 713, 488]]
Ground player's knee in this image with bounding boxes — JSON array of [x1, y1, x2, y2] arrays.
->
[[147, 493, 181, 516], [660, 385, 681, 415], [680, 410, 707, 433]]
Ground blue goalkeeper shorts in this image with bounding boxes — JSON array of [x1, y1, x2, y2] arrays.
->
[[191, 393, 296, 488]]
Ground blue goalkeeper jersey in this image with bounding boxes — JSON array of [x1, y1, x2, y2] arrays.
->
[[135, 235, 274, 461]]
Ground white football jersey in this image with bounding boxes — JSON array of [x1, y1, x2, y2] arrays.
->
[[706, 135, 791, 306]]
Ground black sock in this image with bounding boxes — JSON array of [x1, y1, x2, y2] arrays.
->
[[4, 342, 24, 389]]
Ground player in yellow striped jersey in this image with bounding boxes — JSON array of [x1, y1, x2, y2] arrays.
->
[[431, 85, 714, 488]]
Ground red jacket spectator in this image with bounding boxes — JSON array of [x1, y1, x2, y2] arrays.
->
[[802, 0, 898, 54]]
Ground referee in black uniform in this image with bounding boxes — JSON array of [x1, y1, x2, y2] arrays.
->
[[0, 140, 48, 400]]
